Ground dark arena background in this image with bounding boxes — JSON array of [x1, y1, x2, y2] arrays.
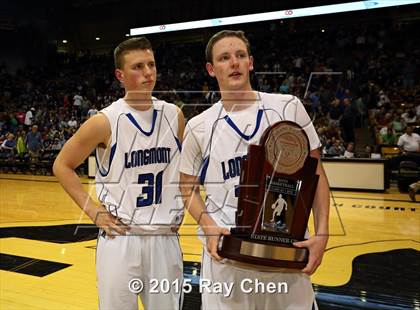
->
[[0, 0, 419, 309]]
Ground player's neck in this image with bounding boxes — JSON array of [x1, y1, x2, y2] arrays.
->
[[124, 91, 153, 111], [220, 87, 257, 112]]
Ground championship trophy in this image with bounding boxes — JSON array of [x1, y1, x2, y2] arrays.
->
[[218, 121, 319, 269]]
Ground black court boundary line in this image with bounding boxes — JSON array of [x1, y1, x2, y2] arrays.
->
[[333, 195, 419, 204], [325, 239, 420, 252], [0, 177, 91, 185], [0, 253, 72, 277]]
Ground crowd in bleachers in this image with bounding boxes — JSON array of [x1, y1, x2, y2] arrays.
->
[[0, 21, 418, 175]]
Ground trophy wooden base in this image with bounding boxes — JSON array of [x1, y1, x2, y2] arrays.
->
[[219, 234, 308, 270]]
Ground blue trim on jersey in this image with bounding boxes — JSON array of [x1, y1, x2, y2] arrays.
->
[[175, 137, 182, 151], [162, 112, 182, 152], [199, 156, 210, 185], [95, 143, 117, 177], [125, 109, 157, 136], [223, 109, 263, 141]]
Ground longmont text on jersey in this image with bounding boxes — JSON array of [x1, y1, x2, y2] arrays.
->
[[124, 147, 171, 168]]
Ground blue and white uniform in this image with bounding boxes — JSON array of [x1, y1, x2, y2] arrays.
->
[[180, 92, 320, 310], [96, 98, 183, 310]]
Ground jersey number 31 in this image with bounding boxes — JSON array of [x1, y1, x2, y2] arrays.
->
[[137, 171, 163, 207]]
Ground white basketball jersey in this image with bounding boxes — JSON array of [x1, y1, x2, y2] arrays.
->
[[187, 92, 320, 230], [95, 98, 182, 230]]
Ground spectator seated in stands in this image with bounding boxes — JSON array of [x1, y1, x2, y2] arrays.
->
[[358, 145, 373, 158], [358, 144, 381, 159], [398, 126, 420, 155], [67, 116, 78, 128], [51, 137, 64, 151], [379, 125, 398, 145], [325, 138, 345, 157], [343, 142, 355, 158], [389, 126, 420, 170], [1, 133, 16, 158], [87, 105, 98, 118]]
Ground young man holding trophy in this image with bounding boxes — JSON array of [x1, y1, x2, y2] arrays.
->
[[180, 30, 330, 309]]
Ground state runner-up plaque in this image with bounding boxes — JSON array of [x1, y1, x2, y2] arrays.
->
[[218, 121, 319, 269]]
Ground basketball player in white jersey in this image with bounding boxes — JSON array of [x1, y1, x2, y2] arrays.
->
[[53, 37, 184, 310], [179, 30, 330, 309]]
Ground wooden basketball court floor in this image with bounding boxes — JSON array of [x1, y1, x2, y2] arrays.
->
[[0, 174, 419, 309]]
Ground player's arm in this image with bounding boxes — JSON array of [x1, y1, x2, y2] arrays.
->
[[294, 149, 330, 275], [179, 120, 229, 261], [179, 172, 229, 261], [53, 114, 129, 237]]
